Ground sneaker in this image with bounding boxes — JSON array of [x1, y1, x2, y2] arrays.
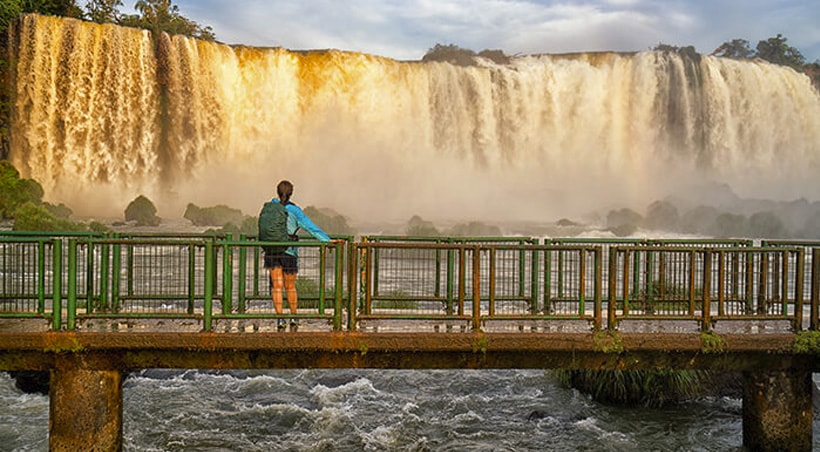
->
[[277, 319, 287, 331], [289, 319, 300, 331]]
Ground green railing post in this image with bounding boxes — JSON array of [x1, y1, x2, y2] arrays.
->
[[794, 249, 804, 331], [127, 242, 134, 297], [578, 249, 586, 317], [472, 245, 481, 331], [319, 243, 327, 314], [84, 239, 93, 313], [347, 243, 359, 332], [334, 241, 344, 331], [702, 249, 712, 332], [51, 239, 62, 331], [221, 242, 232, 315], [607, 247, 617, 330], [457, 247, 466, 318], [111, 243, 121, 312], [488, 247, 496, 316], [67, 239, 77, 331], [237, 242, 247, 313], [518, 240, 526, 300], [37, 240, 46, 314], [363, 245, 373, 316], [544, 247, 552, 315], [188, 244, 196, 315], [446, 244, 455, 316], [203, 241, 214, 332], [811, 248, 819, 331], [99, 241, 109, 311], [530, 247, 539, 314], [594, 247, 602, 331], [717, 250, 726, 317]]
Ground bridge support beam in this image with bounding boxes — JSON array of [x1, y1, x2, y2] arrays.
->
[[50, 365, 123, 451], [742, 370, 813, 452]]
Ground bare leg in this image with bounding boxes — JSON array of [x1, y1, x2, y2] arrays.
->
[[270, 267, 284, 314], [284, 273, 298, 314]]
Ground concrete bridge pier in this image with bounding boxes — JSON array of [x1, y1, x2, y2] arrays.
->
[[50, 362, 123, 452], [743, 370, 813, 452]]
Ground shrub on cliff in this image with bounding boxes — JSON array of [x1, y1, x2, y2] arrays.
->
[[303, 206, 353, 236], [184, 203, 246, 227], [447, 221, 502, 237], [125, 195, 160, 226], [0, 160, 44, 219], [12, 202, 85, 231]]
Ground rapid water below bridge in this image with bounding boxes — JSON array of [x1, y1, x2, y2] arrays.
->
[[0, 233, 818, 451]]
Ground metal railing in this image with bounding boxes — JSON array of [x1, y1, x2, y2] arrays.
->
[[0, 234, 817, 332]]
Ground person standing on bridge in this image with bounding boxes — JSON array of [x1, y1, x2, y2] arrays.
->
[[258, 180, 333, 331]]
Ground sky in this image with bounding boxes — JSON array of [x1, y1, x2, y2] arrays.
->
[[163, 0, 820, 63]]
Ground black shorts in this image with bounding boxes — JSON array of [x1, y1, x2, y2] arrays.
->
[[263, 252, 298, 274]]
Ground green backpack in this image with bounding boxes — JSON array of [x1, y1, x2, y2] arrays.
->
[[257, 201, 291, 254]]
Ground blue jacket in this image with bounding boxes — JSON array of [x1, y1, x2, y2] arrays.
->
[[273, 198, 331, 256]]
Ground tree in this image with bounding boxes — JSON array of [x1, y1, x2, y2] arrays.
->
[[85, 0, 122, 24], [711, 39, 755, 59], [755, 34, 805, 70], [422, 43, 477, 67], [124, 0, 214, 41]]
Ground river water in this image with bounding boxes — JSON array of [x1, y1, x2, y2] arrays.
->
[[1, 369, 817, 451]]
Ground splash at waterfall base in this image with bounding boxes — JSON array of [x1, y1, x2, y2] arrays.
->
[[5, 14, 820, 225]]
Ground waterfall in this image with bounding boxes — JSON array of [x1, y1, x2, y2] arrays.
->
[[7, 14, 820, 223]]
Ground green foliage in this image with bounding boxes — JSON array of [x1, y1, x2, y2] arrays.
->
[[653, 43, 701, 62], [124, 194, 160, 226], [87, 220, 110, 233], [447, 221, 501, 237], [792, 331, 820, 354], [700, 331, 725, 353], [0, 160, 44, 218], [713, 34, 808, 72], [85, 0, 122, 24], [44, 201, 72, 218], [592, 331, 623, 353], [121, 0, 215, 40], [422, 43, 477, 66], [184, 203, 245, 227], [756, 34, 805, 71], [0, 2, 23, 29], [711, 39, 755, 59], [555, 369, 708, 408], [303, 206, 353, 235], [12, 201, 86, 231], [477, 49, 510, 65], [406, 215, 439, 237], [423, 43, 511, 66]]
